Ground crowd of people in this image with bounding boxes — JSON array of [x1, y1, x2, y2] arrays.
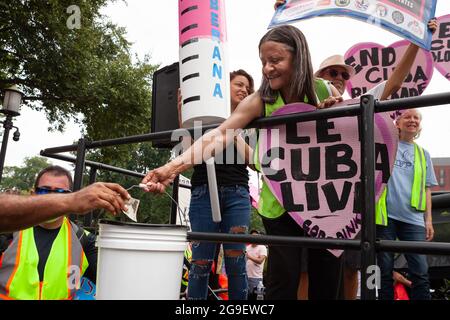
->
[[0, 0, 441, 300]]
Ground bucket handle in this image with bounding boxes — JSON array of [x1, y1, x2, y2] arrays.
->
[[162, 189, 189, 228]]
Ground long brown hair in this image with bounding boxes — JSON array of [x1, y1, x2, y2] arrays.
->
[[258, 25, 317, 106], [230, 69, 255, 94]]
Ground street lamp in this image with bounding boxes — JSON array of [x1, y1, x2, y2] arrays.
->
[[0, 85, 23, 184]]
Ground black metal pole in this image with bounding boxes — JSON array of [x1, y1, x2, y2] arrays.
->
[[360, 95, 377, 300], [83, 166, 98, 228], [188, 232, 361, 250], [41, 151, 146, 179], [378, 239, 450, 255], [0, 115, 13, 185], [187, 232, 450, 255], [40, 92, 450, 156], [70, 138, 87, 222], [170, 175, 180, 225], [73, 138, 87, 191]]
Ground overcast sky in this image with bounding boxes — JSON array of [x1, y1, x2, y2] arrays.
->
[[4, 0, 450, 170]]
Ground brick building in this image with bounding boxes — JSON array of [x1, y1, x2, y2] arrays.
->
[[432, 158, 450, 192]]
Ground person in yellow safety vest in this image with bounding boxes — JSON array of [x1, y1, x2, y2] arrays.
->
[[0, 166, 98, 300], [375, 109, 437, 300]]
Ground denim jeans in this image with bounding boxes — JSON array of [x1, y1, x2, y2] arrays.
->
[[376, 218, 431, 300], [188, 184, 250, 300]]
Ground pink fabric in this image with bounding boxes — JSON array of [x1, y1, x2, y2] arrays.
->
[[249, 183, 260, 209], [432, 15, 450, 82], [178, 0, 227, 45]]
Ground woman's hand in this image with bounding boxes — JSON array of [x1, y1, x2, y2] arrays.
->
[[274, 0, 286, 10], [428, 18, 438, 35], [317, 96, 343, 109], [425, 219, 434, 241], [141, 163, 178, 193]]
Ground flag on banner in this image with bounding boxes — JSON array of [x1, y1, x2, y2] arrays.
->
[[269, 0, 437, 50]]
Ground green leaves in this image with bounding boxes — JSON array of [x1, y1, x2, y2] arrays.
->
[[1, 0, 156, 139], [1, 156, 51, 192], [1, 1, 173, 227]]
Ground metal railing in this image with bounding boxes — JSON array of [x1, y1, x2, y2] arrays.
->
[[41, 91, 450, 300]]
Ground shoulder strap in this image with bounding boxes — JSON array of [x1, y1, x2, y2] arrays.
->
[[70, 221, 89, 250]]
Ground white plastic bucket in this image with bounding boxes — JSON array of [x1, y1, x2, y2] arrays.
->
[[96, 220, 188, 300]]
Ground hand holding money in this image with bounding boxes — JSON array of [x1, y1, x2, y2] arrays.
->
[[121, 184, 150, 222]]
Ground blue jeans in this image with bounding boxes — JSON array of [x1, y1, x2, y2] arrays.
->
[[188, 184, 250, 300], [376, 218, 431, 300]]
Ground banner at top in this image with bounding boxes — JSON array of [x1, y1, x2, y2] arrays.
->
[[269, 0, 437, 50]]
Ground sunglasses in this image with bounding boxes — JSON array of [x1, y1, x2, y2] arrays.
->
[[35, 187, 72, 195], [326, 68, 351, 81]]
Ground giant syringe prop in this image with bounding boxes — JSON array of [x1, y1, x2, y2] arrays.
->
[[178, 0, 230, 222]]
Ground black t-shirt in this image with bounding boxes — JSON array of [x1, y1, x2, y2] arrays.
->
[[0, 226, 98, 284], [191, 143, 249, 187]]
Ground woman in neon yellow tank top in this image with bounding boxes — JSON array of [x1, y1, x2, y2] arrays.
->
[[142, 25, 343, 300]]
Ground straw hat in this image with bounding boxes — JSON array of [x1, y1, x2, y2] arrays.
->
[[314, 55, 355, 78]]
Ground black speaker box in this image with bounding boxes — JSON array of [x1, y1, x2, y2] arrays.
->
[[151, 62, 180, 148]]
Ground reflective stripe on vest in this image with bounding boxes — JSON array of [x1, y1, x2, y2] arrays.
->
[[375, 143, 427, 226], [181, 246, 192, 286], [254, 79, 331, 219], [411, 143, 426, 211], [0, 218, 89, 300]]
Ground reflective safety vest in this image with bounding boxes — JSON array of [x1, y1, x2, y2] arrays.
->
[[0, 217, 89, 300], [254, 79, 331, 219], [375, 143, 427, 226], [181, 244, 192, 287]]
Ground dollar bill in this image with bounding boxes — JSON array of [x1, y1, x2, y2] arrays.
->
[[122, 197, 140, 222]]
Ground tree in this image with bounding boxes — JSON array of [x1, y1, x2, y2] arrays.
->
[[1, 1, 176, 227], [1, 156, 51, 192], [0, 0, 157, 142]]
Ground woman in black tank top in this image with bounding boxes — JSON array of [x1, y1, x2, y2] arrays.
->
[[181, 70, 255, 300]]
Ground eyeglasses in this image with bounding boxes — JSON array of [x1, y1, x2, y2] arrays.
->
[[35, 187, 72, 195], [326, 69, 351, 81]]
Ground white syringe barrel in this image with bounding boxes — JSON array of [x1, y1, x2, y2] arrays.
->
[[178, 0, 230, 128]]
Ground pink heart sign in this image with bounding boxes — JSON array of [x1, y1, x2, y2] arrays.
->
[[344, 40, 434, 99], [431, 15, 450, 82], [258, 103, 398, 256]]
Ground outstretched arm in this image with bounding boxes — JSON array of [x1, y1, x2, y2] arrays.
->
[[0, 182, 130, 233], [380, 19, 438, 101], [142, 93, 264, 192], [234, 133, 255, 169]]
